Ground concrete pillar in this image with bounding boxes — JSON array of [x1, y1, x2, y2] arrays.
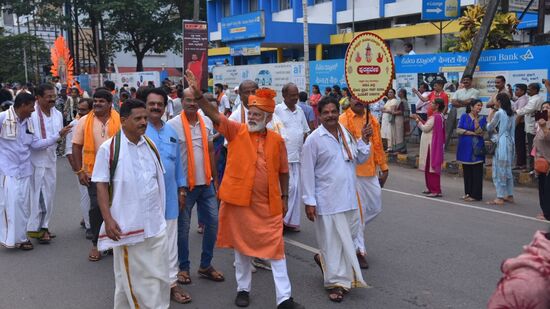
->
[[315, 44, 323, 60], [277, 48, 284, 63]]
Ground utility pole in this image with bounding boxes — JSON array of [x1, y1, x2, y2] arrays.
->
[[537, 0, 546, 35], [302, 0, 310, 92], [73, 0, 80, 75], [463, 0, 500, 77], [193, 0, 200, 21]]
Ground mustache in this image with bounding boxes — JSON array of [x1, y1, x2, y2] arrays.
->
[[138, 124, 147, 129], [150, 108, 162, 113]]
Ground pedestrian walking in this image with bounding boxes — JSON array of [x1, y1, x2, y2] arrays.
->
[[186, 70, 304, 309], [302, 96, 371, 302], [167, 86, 224, 288], [144, 88, 191, 304], [339, 97, 389, 269], [486, 93, 516, 206], [93, 99, 171, 309], [413, 98, 446, 198], [27, 84, 65, 243], [456, 100, 487, 201], [65, 98, 93, 239], [0, 93, 69, 250], [275, 83, 310, 232], [72, 88, 121, 261]]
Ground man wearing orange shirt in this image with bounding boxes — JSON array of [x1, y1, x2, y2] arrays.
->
[[340, 98, 389, 269], [185, 70, 303, 309]]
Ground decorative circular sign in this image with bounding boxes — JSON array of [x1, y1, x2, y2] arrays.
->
[[345, 32, 394, 104]]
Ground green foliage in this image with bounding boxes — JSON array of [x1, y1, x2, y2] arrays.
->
[[0, 33, 50, 83], [450, 4, 519, 52]]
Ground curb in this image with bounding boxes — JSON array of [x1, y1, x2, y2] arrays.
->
[[386, 153, 536, 187]]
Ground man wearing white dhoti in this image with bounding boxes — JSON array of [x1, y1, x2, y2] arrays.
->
[[65, 98, 93, 239], [0, 93, 69, 250], [27, 84, 65, 243], [301, 96, 371, 302], [274, 83, 310, 232], [339, 98, 390, 269], [92, 99, 170, 309]]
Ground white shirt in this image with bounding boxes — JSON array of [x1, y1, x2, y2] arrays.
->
[[408, 50, 416, 55], [30, 106, 63, 167], [167, 113, 213, 186], [451, 87, 480, 118], [274, 103, 310, 163], [218, 94, 231, 113], [517, 93, 544, 135], [301, 124, 371, 215], [416, 91, 431, 114], [92, 132, 166, 250], [0, 110, 59, 177], [64, 118, 80, 156]]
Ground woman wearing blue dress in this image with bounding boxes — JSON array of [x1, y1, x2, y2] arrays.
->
[[456, 100, 487, 201], [486, 93, 516, 206]]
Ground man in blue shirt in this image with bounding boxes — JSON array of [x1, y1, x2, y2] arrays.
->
[[143, 88, 191, 304], [297, 91, 315, 131]]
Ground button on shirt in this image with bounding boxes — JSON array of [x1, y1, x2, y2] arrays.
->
[[451, 88, 480, 118], [146, 122, 187, 220], [167, 113, 213, 186], [301, 124, 371, 215], [274, 103, 310, 163], [0, 111, 60, 178], [92, 133, 166, 239], [30, 107, 63, 167]]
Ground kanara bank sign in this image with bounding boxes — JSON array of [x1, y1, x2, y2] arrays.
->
[[395, 46, 546, 73]]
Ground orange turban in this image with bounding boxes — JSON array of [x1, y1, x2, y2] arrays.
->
[[248, 88, 276, 113]]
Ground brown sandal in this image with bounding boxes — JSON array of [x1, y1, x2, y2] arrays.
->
[[486, 199, 504, 206], [88, 247, 101, 262], [327, 287, 344, 302], [171, 286, 192, 304], [177, 271, 192, 285], [198, 266, 225, 282], [38, 231, 51, 244], [17, 240, 34, 251]]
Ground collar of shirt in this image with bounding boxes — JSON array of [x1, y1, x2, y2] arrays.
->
[[281, 102, 298, 113], [122, 130, 147, 147]]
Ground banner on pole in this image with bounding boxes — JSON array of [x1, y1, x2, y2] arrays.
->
[[183, 20, 208, 90]]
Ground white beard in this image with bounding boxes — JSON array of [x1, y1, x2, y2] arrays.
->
[[247, 121, 266, 132]]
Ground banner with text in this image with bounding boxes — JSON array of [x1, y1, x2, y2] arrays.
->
[[183, 20, 208, 90]]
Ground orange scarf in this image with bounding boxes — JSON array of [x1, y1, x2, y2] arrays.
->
[[180, 112, 212, 190], [82, 110, 121, 174]]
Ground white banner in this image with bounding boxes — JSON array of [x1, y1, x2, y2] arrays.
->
[[213, 62, 306, 102]]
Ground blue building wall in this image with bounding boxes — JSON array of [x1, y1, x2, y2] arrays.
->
[[208, 0, 338, 50]]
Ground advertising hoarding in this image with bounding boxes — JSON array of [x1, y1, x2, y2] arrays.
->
[[183, 20, 209, 90]]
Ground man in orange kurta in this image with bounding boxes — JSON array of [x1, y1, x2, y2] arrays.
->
[[184, 70, 304, 309], [339, 97, 389, 269]]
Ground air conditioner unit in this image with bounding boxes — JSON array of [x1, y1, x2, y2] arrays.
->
[[339, 27, 352, 34]]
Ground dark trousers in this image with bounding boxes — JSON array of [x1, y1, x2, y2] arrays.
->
[[463, 163, 484, 200], [445, 108, 458, 150], [515, 122, 526, 167], [527, 133, 535, 170], [538, 173, 550, 220], [87, 182, 103, 246]]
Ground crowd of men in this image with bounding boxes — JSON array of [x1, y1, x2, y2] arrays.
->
[[1, 67, 547, 308]]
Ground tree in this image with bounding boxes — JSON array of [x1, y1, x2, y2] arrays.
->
[[104, 0, 181, 71], [449, 4, 519, 52], [0, 32, 50, 83]]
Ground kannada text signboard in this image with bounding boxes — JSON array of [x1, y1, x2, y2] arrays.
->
[[344, 32, 394, 104], [183, 20, 208, 90]]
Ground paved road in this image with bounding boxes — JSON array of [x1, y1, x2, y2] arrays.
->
[[1, 160, 548, 309]]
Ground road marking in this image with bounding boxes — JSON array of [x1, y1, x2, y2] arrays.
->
[[284, 238, 318, 254], [382, 188, 549, 223]]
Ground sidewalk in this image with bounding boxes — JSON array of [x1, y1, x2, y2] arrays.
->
[[387, 140, 536, 187]]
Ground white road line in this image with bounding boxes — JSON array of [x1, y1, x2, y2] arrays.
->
[[284, 238, 318, 254], [382, 188, 549, 223]]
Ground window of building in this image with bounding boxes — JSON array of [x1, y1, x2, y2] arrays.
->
[[223, 0, 231, 17], [279, 0, 291, 10], [314, 0, 331, 3], [249, 0, 258, 12]]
